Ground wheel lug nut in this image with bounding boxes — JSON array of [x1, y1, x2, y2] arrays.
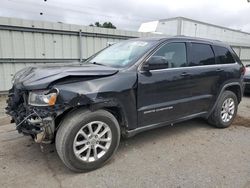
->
[[95, 135, 98, 138], [87, 142, 90, 145]]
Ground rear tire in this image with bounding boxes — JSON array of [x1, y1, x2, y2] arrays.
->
[[208, 90, 238, 128], [56, 109, 120, 172]]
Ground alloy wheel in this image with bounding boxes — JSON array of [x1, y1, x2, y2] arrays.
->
[[73, 121, 112, 162], [221, 98, 235, 123]]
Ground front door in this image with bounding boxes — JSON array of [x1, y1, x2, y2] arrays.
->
[[137, 42, 194, 126]]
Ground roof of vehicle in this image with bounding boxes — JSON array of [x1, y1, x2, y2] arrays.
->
[[134, 35, 230, 48]]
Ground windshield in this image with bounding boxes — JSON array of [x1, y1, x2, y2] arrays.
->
[[86, 40, 156, 68]]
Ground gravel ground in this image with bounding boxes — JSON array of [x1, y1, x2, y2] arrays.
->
[[238, 94, 250, 119], [0, 96, 250, 188]]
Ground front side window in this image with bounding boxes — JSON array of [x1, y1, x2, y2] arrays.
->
[[150, 42, 187, 68], [86, 40, 156, 68], [189, 43, 215, 66], [214, 46, 235, 64]]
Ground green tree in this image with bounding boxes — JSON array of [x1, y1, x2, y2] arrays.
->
[[102, 22, 116, 29], [89, 22, 116, 29], [94, 22, 101, 27]]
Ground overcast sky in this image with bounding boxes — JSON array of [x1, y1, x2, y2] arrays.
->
[[0, 0, 250, 32]]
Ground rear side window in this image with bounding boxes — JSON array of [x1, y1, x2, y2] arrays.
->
[[214, 46, 235, 64], [189, 43, 215, 66]]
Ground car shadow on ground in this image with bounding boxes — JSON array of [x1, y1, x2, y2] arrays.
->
[[119, 118, 210, 148], [244, 93, 250, 98], [20, 118, 213, 175]]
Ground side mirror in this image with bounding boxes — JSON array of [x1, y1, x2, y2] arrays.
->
[[142, 56, 169, 71]]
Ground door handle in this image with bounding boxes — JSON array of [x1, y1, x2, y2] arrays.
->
[[181, 72, 191, 77], [216, 68, 223, 72]]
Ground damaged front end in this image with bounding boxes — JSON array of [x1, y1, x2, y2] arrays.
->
[[5, 63, 127, 144], [6, 87, 62, 143]]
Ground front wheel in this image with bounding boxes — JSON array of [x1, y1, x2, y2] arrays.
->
[[56, 109, 120, 172], [208, 90, 238, 128]]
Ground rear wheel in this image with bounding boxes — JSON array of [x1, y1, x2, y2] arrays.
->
[[208, 90, 238, 128], [56, 109, 120, 172]]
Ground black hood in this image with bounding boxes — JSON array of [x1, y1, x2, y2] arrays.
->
[[13, 63, 119, 90]]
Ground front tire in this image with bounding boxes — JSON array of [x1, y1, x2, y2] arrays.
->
[[208, 90, 238, 128], [56, 109, 120, 172]]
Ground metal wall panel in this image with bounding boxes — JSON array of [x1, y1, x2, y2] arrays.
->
[[0, 17, 158, 91], [242, 61, 250, 66], [232, 46, 250, 65], [232, 47, 240, 56], [179, 18, 250, 45], [0, 30, 13, 58], [0, 62, 70, 91], [156, 20, 178, 35], [1, 16, 249, 91], [154, 17, 250, 66], [240, 48, 250, 60], [0, 17, 157, 61]]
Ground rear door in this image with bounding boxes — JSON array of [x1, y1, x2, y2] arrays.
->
[[212, 45, 241, 95], [213, 45, 238, 85], [185, 42, 221, 114]]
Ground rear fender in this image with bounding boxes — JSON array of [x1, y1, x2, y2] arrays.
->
[[207, 82, 243, 117]]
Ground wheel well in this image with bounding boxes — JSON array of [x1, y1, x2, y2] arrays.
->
[[103, 106, 127, 128], [54, 107, 74, 129], [54, 106, 127, 136], [225, 85, 242, 103]]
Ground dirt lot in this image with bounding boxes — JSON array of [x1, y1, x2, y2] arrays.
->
[[0, 96, 250, 188]]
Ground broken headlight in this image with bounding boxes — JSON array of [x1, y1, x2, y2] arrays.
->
[[28, 88, 59, 106]]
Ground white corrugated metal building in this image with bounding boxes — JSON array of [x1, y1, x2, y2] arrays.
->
[[0, 16, 250, 92], [0, 17, 160, 92], [139, 17, 250, 65]]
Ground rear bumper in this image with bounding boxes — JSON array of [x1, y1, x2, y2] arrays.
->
[[244, 76, 250, 93], [244, 82, 250, 93]]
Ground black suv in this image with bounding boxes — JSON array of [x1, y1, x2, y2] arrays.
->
[[244, 64, 250, 93], [6, 37, 245, 172]]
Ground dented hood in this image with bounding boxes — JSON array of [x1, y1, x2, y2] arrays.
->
[[13, 63, 119, 90]]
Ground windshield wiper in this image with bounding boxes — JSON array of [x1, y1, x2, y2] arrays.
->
[[89, 62, 106, 66]]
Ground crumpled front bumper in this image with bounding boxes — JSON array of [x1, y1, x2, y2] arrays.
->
[[5, 87, 59, 143]]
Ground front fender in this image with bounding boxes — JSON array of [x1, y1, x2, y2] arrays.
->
[[53, 72, 138, 130]]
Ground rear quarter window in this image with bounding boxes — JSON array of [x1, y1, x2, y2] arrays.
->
[[214, 46, 235, 64]]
